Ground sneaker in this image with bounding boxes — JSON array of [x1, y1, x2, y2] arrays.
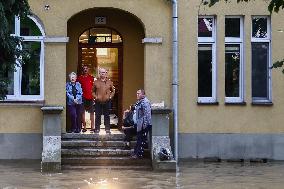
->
[[106, 130, 111, 134], [82, 128, 87, 133], [131, 154, 138, 159]]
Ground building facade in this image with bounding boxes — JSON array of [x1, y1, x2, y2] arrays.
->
[[0, 0, 284, 160]]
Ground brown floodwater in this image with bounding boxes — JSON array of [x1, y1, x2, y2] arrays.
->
[[0, 160, 284, 189]]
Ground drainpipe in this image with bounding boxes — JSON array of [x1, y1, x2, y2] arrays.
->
[[172, 0, 179, 163]]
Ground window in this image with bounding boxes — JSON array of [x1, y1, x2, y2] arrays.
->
[[251, 16, 271, 102], [225, 16, 244, 103], [5, 16, 45, 101], [198, 16, 216, 103]]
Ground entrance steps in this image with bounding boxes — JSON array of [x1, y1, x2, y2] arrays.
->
[[61, 131, 151, 169]]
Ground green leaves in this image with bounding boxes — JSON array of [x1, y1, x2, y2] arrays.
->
[[203, 0, 284, 13], [0, 0, 30, 100], [271, 59, 284, 74]]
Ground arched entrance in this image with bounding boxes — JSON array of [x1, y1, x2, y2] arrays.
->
[[78, 27, 123, 127], [67, 8, 145, 131]]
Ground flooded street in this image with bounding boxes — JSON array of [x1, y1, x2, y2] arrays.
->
[[1, 160, 284, 189]]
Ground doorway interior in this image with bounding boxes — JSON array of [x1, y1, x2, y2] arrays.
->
[[78, 27, 123, 129]]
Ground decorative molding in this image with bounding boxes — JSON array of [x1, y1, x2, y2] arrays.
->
[[142, 37, 163, 44], [44, 36, 69, 43]]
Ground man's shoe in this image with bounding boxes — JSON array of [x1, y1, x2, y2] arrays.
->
[[106, 130, 111, 134], [130, 154, 138, 159], [82, 128, 87, 133], [94, 130, 100, 134], [123, 145, 131, 150]]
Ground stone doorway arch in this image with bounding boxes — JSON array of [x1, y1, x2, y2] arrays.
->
[[66, 8, 145, 130]]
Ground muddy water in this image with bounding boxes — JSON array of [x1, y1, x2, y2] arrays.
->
[[0, 160, 284, 189]]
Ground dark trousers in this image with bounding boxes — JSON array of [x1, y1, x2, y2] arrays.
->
[[67, 104, 83, 132], [134, 125, 152, 157], [123, 126, 137, 142], [95, 100, 111, 131]]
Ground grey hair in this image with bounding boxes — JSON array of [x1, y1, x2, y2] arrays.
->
[[69, 72, 77, 78]]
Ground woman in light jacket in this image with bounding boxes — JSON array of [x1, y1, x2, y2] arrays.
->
[[66, 72, 83, 133]]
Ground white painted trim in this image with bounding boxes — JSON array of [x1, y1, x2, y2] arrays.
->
[[198, 16, 217, 103], [251, 16, 272, 102], [225, 16, 244, 103], [44, 36, 69, 43], [142, 37, 163, 44], [5, 15, 45, 101]]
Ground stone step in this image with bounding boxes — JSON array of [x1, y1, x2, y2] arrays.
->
[[62, 157, 152, 167], [62, 165, 152, 171], [61, 148, 150, 157], [62, 133, 125, 141], [62, 148, 132, 157], [62, 140, 136, 148]]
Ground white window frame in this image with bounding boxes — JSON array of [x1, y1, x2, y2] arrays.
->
[[198, 16, 217, 103], [225, 16, 244, 103], [251, 16, 272, 103], [6, 15, 45, 101]]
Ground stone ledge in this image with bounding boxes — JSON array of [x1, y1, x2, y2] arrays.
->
[[151, 108, 172, 114], [41, 106, 64, 114]]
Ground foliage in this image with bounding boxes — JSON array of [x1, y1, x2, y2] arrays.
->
[[202, 0, 284, 13], [0, 0, 30, 100]]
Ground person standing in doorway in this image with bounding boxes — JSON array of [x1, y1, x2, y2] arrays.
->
[[93, 68, 115, 134], [77, 65, 95, 132], [66, 72, 83, 133]]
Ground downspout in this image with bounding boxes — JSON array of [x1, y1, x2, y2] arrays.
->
[[172, 0, 179, 162]]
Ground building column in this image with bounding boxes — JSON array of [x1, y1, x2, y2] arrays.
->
[[41, 106, 64, 172], [151, 108, 176, 171]]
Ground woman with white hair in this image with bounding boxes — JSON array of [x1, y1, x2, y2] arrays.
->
[[66, 72, 83, 133]]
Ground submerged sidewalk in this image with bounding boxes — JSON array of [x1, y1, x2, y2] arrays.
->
[[0, 160, 284, 188]]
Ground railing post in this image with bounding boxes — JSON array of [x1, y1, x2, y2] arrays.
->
[[151, 108, 177, 171], [41, 106, 64, 172]]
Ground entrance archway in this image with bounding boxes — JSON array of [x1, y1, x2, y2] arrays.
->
[[67, 8, 145, 131]]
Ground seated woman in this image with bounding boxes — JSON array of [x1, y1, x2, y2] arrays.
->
[[122, 104, 136, 149], [66, 72, 83, 133]]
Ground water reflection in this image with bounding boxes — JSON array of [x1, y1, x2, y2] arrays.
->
[[1, 160, 284, 188]]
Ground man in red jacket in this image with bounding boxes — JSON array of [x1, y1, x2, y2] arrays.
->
[[77, 65, 95, 132]]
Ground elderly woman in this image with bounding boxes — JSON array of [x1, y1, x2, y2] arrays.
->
[[66, 72, 83, 133]]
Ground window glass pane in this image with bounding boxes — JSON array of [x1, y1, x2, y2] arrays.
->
[[21, 41, 41, 95], [9, 17, 15, 34], [198, 18, 213, 37], [252, 42, 269, 98], [20, 17, 42, 36], [79, 30, 89, 43], [112, 30, 122, 43], [225, 18, 240, 37], [198, 45, 212, 97], [0, 66, 14, 95], [225, 44, 240, 97], [252, 17, 267, 38]]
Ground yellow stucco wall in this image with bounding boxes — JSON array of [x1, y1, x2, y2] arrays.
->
[[179, 0, 284, 133], [0, 0, 171, 133], [1, 0, 283, 134]]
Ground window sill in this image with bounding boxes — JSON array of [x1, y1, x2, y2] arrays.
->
[[0, 100, 45, 107], [251, 101, 273, 106], [197, 102, 219, 105], [225, 102, 246, 106]]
